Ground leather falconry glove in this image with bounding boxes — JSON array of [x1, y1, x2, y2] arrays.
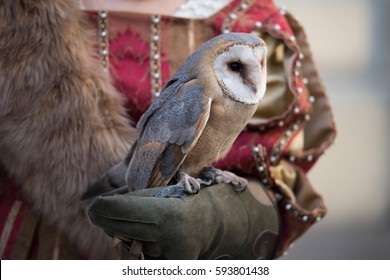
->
[[87, 179, 280, 260]]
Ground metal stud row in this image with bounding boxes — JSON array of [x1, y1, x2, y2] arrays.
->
[[150, 15, 162, 99], [252, 145, 275, 189], [283, 202, 323, 223], [98, 11, 109, 71], [221, 0, 252, 33]]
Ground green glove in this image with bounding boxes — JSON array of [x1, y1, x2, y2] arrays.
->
[[88, 179, 280, 259]]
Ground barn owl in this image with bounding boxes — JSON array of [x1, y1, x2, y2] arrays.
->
[[91, 32, 267, 197]]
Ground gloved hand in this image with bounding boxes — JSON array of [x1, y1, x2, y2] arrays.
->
[[87, 178, 280, 259]]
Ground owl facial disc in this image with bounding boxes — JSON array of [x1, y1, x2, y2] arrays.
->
[[214, 44, 267, 105]]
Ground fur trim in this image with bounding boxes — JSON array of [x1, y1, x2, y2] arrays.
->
[[0, 0, 135, 258]]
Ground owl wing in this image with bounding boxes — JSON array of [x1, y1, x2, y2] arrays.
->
[[126, 79, 211, 190]]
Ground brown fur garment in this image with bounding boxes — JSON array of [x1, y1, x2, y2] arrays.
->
[[0, 0, 135, 258]]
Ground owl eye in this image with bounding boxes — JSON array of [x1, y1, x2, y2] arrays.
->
[[228, 61, 243, 73]]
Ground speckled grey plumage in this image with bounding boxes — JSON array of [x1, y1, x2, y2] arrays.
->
[[126, 82, 207, 190]]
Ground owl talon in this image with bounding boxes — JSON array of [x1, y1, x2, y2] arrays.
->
[[199, 166, 247, 192], [154, 171, 201, 198], [178, 171, 201, 194], [216, 170, 248, 192]]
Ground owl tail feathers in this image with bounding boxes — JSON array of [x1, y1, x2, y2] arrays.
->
[[126, 142, 172, 191]]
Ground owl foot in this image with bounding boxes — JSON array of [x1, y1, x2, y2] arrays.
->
[[199, 166, 247, 192], [154, 171, 201, 198], [178, 171, 202, 194], [215, 170, 247, 192]]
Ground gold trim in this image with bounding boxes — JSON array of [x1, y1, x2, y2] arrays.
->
[[150, 15, 162, 99], [98, 11, 109, 70], [221, 0, 253, 33], [252, 145, 275, 189]]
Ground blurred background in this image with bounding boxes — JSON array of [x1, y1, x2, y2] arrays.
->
[[275, 0, 390, 259]]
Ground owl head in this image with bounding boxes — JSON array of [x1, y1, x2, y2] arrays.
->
[[171, 32, 267, 105], [212, 33, 267, 105]]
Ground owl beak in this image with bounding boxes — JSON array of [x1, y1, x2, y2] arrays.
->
[[249, 83, 257, 95]]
